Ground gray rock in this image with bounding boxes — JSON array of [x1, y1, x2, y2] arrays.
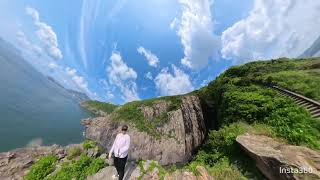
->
[[0, 145, 65, 180], [82, 95, 206, 165], [237, 133, 320, 180], [87, 166, 117, 180]]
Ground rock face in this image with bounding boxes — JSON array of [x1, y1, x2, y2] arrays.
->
[[82, 95, 206, 165], [236, 133, 320, 180], [0, 145, 66, 180]]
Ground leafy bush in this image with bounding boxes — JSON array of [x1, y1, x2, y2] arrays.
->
[[266, 106, 320, 149], [67, 147, 82, 160], [82, 140, 97, 150], [47, 154, 105, 180], [24, 155, 58, 180]]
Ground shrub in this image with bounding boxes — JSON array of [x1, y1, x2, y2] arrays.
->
[[47, 154, 105, 180], [67, 147, 82, 160], [24, 155, 58, 180], [82, 140, 97, 150], [266, 106, 320, 149]]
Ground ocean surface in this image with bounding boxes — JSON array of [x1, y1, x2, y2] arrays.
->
[[0, 40, 92, 152]]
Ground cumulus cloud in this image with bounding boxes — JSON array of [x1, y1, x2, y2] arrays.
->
[[65, 67, 91, 96], [221, 0, 320, 64], [26, 6, 63, 60], [154, 65, 194, 96], [137, 46, 159, 67], [107, 51, 140, 102], [175, 0, 220, 70]]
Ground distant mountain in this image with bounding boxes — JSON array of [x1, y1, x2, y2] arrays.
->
[[47, 76, 90, 102], [300, 35, 320, 58]]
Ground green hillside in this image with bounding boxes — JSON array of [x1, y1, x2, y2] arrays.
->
[[190, 57, 320, 179]]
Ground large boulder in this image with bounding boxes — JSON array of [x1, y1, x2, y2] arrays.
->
[[236, 133, 320, 180], [0, 145, 65, 180], [82, 95, 206, 165]]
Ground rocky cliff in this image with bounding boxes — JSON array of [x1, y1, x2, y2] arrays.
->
[[82, 95, 207, 165]]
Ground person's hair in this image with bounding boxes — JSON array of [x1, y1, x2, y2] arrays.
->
[[121, 125, 128, 132]]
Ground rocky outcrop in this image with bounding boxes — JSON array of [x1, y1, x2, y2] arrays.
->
[[82, 95, 206, 165], [0, 145, 66, 180], [236, 133, 320, 180]]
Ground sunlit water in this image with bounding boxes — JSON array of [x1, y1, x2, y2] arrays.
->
[[0, 41, 92, 152]]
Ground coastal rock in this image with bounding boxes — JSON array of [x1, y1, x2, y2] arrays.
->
[[236, 133, 320, 180], [0, 145, 65, 180], [87, 166, 117, 180], [82, 95, 206, 165]]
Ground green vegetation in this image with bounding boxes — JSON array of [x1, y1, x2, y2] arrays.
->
[[191, 57, 320, 179], [47, 154, 105, 180], [24, 155, 58, 180], [186, 123, 265, 180], [262, 69, 320, 101], [82, 100, 118, 114], [82, 140, 97, 150]]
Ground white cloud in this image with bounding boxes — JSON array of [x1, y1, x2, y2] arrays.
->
[[99, 79, 115, 101], [48, 62, 59, 70], [137, 46, 159, 67], [176, 0, 220, 70], [26, 6, 63, 60], [170, 18, 178, 29], [107, 51, 140, 102], [154, 65, 194, 96], [145, 72, 153, 80], [65, 67, 92, 97], [221, 0, 320, 64]]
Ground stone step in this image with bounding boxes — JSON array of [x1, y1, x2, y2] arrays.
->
[[310, 108, 320, 115], [307, 106, 318, 112], [312, 112, 320, 118]]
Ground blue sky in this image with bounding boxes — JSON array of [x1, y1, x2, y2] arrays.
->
[[0, 0, 319, 104]]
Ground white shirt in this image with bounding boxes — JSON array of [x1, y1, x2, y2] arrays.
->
[[109, 133, 130, 158]]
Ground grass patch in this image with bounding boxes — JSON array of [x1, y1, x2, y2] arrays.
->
[[24, 155, 58, 180], [82, 100, 118, 114]]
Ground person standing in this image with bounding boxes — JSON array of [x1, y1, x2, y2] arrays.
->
[[109, 125, 131, 180]]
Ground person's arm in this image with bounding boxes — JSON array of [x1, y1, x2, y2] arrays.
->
[[108, 134, 118, 159]]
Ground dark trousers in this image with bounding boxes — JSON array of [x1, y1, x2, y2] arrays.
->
[[114, 156, 127, 180]]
